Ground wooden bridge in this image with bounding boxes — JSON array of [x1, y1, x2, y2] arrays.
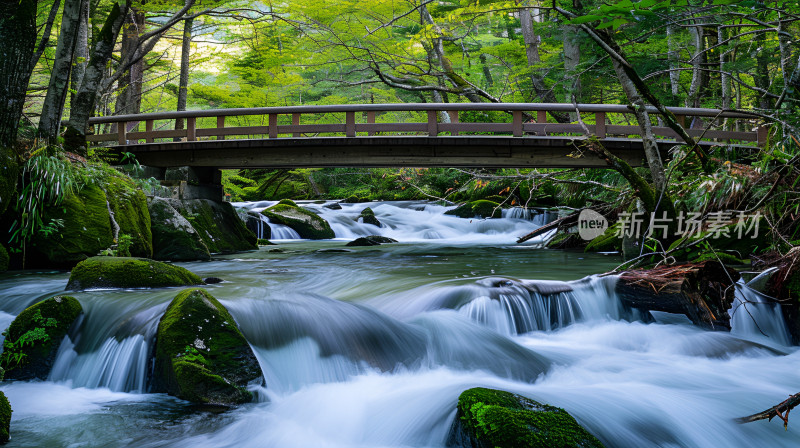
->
[[88, 103, 764, 170]]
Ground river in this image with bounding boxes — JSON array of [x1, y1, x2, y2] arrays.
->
[[0, 201, 798, 447]]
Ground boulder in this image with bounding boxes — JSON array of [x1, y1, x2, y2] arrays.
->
[[0, 245, 8, 273], [148, 198, 211, 261], [0, 296, 83, 380], [244, 211, 271, 240], [261, 203, 334, 239], [103, 171, 153, 258], [346, 235, 398, 247], [0, 391, 9, 444], [168, 199, 258, 253], [341, 195, 368, 203], [447, 387, 604, 448], [323, 202, 343, 210], [66, 256, 203, 290], [0, 146, 18, 216], [29, 184, 113, 267], [153, 288, 262, 405], [445, 200, 502, 219], [357, 207, 381, 227]]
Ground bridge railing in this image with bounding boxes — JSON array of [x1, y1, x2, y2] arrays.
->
[[86, 103, 766, 147]]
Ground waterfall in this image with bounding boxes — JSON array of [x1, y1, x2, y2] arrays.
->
[[729, 279, 791, 346]]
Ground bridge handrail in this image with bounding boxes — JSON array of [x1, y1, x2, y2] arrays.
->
[[87, 103, 758, 124]]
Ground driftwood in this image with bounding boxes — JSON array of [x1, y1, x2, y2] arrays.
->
[[737, 392, 800, 428], [616, 261, 740, 330], [516, 210, 581, 243]]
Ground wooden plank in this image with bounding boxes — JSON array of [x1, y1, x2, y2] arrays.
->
[[522, 123, 584, 134], [118, 122, 127, 145], [440, 123, 513, 133], [129, 129, 186, 140], [427, 110, 438, 137], [292, 113, 301, 137], [537, 110, 547, 123], [357, 123, 426, 133], [187, 117, 197, 141], [606, 125, 641, 136], [197, 126, 269, 137], [146, 120, 154, 143], [595, 112, 606, 138], [367, 111, 376, 136], [217, 116, 226, 140], [513, 111, 522, 137], [757, 125, 768, 146], [269, 113, 277, 138], [87, 134, 118, 142], [346, 111, 356, 137]]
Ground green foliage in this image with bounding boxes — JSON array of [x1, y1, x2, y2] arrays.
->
[[0, 391, 10, 444], [0, 309, 57, 369]]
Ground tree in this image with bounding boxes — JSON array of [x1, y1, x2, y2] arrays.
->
[[0, 0, 39, 147]]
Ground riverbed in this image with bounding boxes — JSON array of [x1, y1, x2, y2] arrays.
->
[[0, 201, 798, 447]]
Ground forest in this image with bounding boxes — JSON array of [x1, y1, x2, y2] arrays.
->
[[0, 0, 800, 447]]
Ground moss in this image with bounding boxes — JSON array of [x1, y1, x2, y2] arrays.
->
[[169, 199, 257, 253], [0, 296, 82, 380], [30, 184, 113, 267], [262, 203, 334, 239], [154, 288, 261, 406], [585, 222, 622, 252], [0, 391, 9, 444], [0, 245, 8, 273], [692, 251, 746, 265], [547, 230, 588, 250], [257, 239, 275, 246], [358, 207, 381, 227], [148, 198, 211, 261], [103, 171, 153, 258], [66, 256, 203, 290], [0, 146, 19, 216], [278, 199, 297, 206], [450, 387, 604, 448], [342, 195, 367, 203], [445, 200, 502, 219]]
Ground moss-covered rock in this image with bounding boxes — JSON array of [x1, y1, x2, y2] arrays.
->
[[547, 230, 587, 250], [445, 200, 502, 219], [278, 199, 297, 206], [153, 288, 262, 405], [66, 256, 203, 290], [447, 387, 604, 448], [148, 198, 211, 261], [0, 146, 19, 217], [0, 296, 83, 380], [169, 199, 257, 253], [341, 195, 368, 203], [585, 222, 622, 252], [103, 171, 153, 258], [357, 207, 381, 227], [346, 235, 398, 247], [0, 245, 8, 273], [262, 203, 334, 239], [0, 391, 9, 444], [30, 184, 113, 267]]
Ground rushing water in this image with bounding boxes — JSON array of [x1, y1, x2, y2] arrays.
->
[[0, 201, 798, 447]]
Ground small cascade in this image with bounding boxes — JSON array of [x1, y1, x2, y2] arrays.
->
[[501, 207, 554, 226], [263, 216, 301, 240], [729, 279, 791, 346]]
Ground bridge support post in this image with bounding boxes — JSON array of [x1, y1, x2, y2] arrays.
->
[[162, 166, 224, 201]]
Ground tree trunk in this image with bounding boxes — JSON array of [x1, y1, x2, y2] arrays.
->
[[115, 7, 146, 117], [175, 16, 193, 134], [38, 0, 83, 141], [755, 30, 772, 109], [616, 261, 740, 330], [666, 24, 680, 102], [70, 0, 90, 107], [0, 0, 38, 147], [685, 25, 706, 108], [63, 2, 128, 155], [518, 6, 569, 122]]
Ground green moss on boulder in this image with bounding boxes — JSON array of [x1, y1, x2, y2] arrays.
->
[[585, 222, 622, 252], [0, 391, 9, 444], [103, 171, 153, 258], [154, 288, 262, 405], [358, 207, 381, 227], [169, 199, 257, 253], [445, 200, 502, 219], [148, 198, 211, 261], [447, 387, 604, 448], [0, 296, 83, 380], [0, 147, 18, 217], [66, 256, 203, 290], [278, 199, 297, 206], [262, 203, 334, 239], [346, 235, 398, 246], [30, 184, 113, 267], [0, 245, 8, 273]]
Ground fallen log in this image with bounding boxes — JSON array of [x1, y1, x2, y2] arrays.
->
[[616, 261, 740, 330], [516, 210, 581, 244], [737, 392, 800, 428]]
